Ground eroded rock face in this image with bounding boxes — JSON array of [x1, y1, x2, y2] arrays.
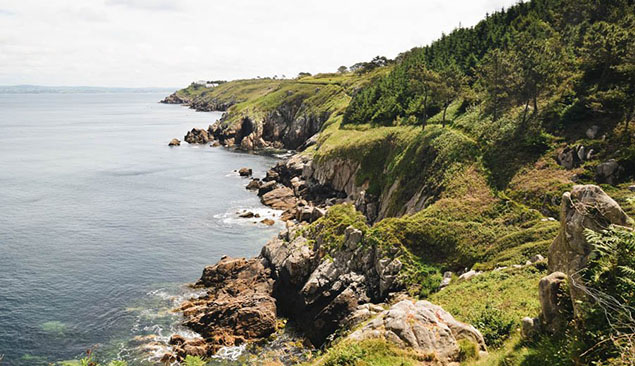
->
[[260, 224, 403, 345], [194, 100, 330, 150], [348, 300, 486, 363], [179, 257, 277, 355]]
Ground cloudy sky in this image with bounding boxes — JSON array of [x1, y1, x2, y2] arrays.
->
[[0, 0, 518, 88]]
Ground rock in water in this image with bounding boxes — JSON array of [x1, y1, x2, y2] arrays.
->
[[238, 167, 252, 177], [179, 257, 277, 354], [260, 187, 297, 211], [184, 128, 210, 144], [246, 179, 262, 190], [348, 300, 486, 363], [168, 138, 180, 146]]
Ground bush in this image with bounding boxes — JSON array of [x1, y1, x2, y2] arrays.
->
[[183, 355, 207, 366], [472, 305, 515, 348], [457, 339, 479, 361]]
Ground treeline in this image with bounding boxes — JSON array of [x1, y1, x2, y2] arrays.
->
[[343, 0, 634, 137]]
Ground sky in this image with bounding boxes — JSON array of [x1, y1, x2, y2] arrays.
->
[[0, 0, 519, 88]]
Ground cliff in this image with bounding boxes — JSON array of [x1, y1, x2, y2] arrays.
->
[[163, 0, 635, 364]]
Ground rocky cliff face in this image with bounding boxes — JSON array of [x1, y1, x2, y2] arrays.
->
[[203, 104, 330, 151], [160, 92, 235, 111], [173, 218, 486, 362], [259, 154, 434, 223]]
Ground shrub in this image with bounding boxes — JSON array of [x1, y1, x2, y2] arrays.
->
[[183, 355, 207, 366], [457, 339, 479, 361], [472, 305, 515, 348]]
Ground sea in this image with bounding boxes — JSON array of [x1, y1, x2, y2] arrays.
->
[[0, 92, 285, 365]]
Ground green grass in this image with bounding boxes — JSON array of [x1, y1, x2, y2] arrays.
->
[[300, 339, 432, 366], [429, 265, 545, 349]]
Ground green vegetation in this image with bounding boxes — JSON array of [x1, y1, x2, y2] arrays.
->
[[301, 339, 432, 366], [164, 0, 634, 364]]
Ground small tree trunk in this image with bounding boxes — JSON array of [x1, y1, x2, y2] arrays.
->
[[442, 104, 448, 127], [522, 99, 530, 125], [533, 94, 538, 115]]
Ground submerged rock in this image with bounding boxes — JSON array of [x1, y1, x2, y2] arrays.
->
[[168, 138, 180, 146]]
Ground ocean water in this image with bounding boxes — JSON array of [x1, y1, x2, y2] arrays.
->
[[0, 93, 284, 365]]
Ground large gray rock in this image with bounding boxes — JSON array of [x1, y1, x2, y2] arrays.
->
[[547, 185, 630, 318], [348, 300, 486, 363], [538, 272, 571, 334], [595, 159, 623, 185], [549, 185, 629, 276]]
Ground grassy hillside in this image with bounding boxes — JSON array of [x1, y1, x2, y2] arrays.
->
[[164, 0, 633, 364]]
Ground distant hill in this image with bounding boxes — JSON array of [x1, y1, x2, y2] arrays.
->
[[0, 85, 177, 94]]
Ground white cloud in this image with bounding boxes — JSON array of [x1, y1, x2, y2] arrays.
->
[[0, 0, 518, 87]]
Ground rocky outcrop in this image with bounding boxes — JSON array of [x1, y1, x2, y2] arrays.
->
[[160, 92, 235, 111], [177, 257, 277, 357], [189, 99, 330, 151], [538, 185, 631, 329], [261, 224, 403, 345], [348, 300, 486, 364], [548, 185, 629, 277], [160, 93, 186, 104], [184, 128, 210, 144], [556, 145, 594, 169]]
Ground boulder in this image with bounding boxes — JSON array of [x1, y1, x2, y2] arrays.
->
[[458, 269, 482, 281], [261, 187, 297, 211], [585, 125, 599, 139], [261, 218, 275, 226], [348, 300, 486, 363], [549, 185, 629, 276], [263, 169, 279, 182], [246, 179, 261, 190], [168, 138, 180, 146], [239, 211, 255, 218], [439, 271, 453, 289], [557, 145, 589, 169], [184, 128, 210, 144], [595, 159, 622, 185], [521, 317, 541, 339], [257, 181, 277, 196], [238, 167, 252, 177], [547, 185, 630, 318], [538, 272, 571, 334]]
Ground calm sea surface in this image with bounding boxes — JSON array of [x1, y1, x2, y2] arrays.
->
[[0, 93, 283, 365]]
